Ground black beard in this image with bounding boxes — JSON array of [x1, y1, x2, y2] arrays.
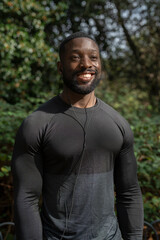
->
[[62, 71, 101, 94]]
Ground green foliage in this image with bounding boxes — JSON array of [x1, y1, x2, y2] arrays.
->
[[0, 100, 26, 176], [0, 93, 51, 176], [134, 116, 160, 222], [0, 0, 67, 104]]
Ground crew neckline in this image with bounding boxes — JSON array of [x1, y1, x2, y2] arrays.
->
[[57, 95, 100, 113]]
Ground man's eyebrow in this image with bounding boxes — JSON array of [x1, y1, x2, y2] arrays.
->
[[70, 49, 98, 53]]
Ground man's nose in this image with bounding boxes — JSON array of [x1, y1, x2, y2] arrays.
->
[[80, 56, 92, 68]]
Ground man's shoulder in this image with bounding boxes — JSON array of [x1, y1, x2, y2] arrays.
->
[[98, 99, 132, 137], [20, 95, 63, 132], [37, 95, 62, 110], [98, 99, 125, 122]]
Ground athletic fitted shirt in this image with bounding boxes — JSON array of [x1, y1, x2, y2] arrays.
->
[[12, 96, 143, 240]]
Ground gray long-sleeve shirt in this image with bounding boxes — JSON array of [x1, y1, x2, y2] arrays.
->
[[12, 96, 144, 240]]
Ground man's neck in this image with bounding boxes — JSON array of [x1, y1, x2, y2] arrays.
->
[[60, 88, 96, 108]]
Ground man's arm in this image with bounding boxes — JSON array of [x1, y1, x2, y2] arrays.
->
[[114, 126, 144, 240], [11, 117, 43, 240]]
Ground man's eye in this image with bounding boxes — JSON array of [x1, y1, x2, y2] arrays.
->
[[91, 56, 98, 60], [71, 56, 80, 60]]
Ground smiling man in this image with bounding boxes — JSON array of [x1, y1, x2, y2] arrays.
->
[[58, 35, 101, 97], [12, 32, 144, 240]]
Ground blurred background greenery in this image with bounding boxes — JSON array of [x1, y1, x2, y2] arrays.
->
[[0, 0, 160, 237]]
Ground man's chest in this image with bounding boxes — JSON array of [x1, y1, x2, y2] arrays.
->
[[41, 112, 123, 173]]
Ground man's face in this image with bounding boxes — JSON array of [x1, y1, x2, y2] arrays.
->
[[59, 37, 102, 94]]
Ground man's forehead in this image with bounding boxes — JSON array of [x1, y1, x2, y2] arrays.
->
[[59, 32, 100, 59], [65, 37, 99, 51]]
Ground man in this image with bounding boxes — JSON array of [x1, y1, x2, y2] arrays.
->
[[12, 32, 144, 240]]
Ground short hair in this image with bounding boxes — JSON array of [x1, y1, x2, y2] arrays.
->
[[59, 32, 98, 60]]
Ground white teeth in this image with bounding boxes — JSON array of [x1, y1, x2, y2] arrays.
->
[[79, 74, 91, 78]]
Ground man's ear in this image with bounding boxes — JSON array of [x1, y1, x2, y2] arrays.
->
[[57, 61, 63, 74]]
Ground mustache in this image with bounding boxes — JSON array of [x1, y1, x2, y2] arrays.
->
[[73, 68, 98, 76]]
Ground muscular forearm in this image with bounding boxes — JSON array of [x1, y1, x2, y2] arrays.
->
[[116, 185, 144, 240], [14, 191, 43, 240]]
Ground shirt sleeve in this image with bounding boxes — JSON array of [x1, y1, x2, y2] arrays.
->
[[11, 115, 44, 240], [114, 120, 144, 240]]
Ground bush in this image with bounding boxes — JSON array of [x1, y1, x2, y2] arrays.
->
[[0, 95, 49, 177], [0, 0, 67, 104]]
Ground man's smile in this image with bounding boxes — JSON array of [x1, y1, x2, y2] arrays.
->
[[76, 72, 95, 83]]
